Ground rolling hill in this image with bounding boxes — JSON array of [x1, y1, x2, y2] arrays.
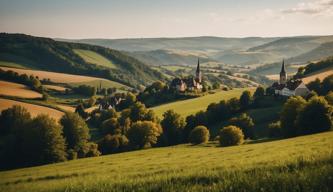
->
[[0, 131, 332, 192], [247, 36, 333, 60], [59, 36, 333, 67], [63, 36, 279, 52], [288, 41, 333, 64], [0, 33, 166, 87]]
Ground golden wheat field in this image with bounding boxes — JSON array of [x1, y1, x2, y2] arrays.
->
[[44, 85, 67, 92], [0, 80, 42, 99], [302, 69, 333, 84], [0, 98, 64, 120], [0, 67, 118, 84]]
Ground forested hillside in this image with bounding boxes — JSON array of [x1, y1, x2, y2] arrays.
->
[[0, 33, 166, 88]]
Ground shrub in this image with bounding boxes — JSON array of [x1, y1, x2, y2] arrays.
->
[[268, 121, 282, 138], [81, 142, 101, 157], [228, 113, 254, 139], [219, 125, 244, 147], [127, 121, 162, 149], [189, 125, 210, 144], [98, 134, 129, 154]]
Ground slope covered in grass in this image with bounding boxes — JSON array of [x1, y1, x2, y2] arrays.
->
[[151, 88, 254, 118], [73, 49, 117, 69], [1, 131, 332, 192]]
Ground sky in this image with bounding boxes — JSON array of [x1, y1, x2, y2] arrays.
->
[[0, 0, 332, 39]]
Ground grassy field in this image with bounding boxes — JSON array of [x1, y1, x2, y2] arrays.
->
[[0, 61, 28, 69], [0, 98, 64, 121], [73, 49, 117, 69], [161, 65, 192, 72], [0, 81, 42, 99], [0, 131, 332, 192], [151, 88, 254, 118]]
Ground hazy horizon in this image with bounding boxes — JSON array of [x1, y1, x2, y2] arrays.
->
[[1, 0, 333, 39]]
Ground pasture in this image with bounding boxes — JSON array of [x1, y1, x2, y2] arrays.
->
[[73, 49, 117, 69], [0, 81, 42, 99], [0, 98, 64, 121], [0, 131, 332, 192], [151, 88, 254, 118]]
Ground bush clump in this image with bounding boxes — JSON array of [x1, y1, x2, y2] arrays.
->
[[189, 125, 210, 144], [219, 125, 244, 147]]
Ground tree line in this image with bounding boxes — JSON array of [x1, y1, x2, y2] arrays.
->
[[0, 69, 42, 92]]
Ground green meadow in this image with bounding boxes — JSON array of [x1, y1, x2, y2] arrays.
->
[[1, 131, 332, 192], [151, 88, 255, 118], [73, 49, 118, 69]]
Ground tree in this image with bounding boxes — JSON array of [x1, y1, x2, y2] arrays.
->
[[268, 121, 282, 138], [188, 125, 210, 144], [240, 91, 252, 109], [161, 110, 185, 145], [99, 108, 118, 123], [98, 134, 128, 154], [212, 82, 220, 90], [325, 91, 333, 105], [307, 78, 321, 94], [265, 87, 275, 96], [60, 112, 90, 154], [227, 97, 241, 113], [254, 86, 265, 99], [296, 96, 332, 135], [321, 75, 333, 95], [280, 96, 307, 137], [23, 114, 67, 165], [127, 121, 162, 149], [118, 92, 137, 110], [219, 125, 244, 147], [87, 96, 96, 107], [75, 103, 88, 119], [228, 113, 254, 139], [80, 142, 101, 157], [0, 105, 31, 135], [102, 118, 121, 135]]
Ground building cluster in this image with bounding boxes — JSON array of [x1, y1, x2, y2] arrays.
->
[[271, 60, 310, 97], [170, 59, 203, 92]]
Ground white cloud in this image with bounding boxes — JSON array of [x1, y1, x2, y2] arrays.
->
[[282, 0, 333, 15]]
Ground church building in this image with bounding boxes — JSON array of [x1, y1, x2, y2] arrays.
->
[[271, 60, 310, 97], [171, 58, 203, 92]]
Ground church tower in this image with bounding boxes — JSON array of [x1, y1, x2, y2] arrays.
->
[[279, 59, 287, 85], [195, 58, 201, 83]]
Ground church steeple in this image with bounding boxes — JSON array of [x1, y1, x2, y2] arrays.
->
[[196, 58, 201, 83], [279, 59, 287, 85]]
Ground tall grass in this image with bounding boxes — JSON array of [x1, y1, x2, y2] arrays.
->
[[0, 131, 332, 192]]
